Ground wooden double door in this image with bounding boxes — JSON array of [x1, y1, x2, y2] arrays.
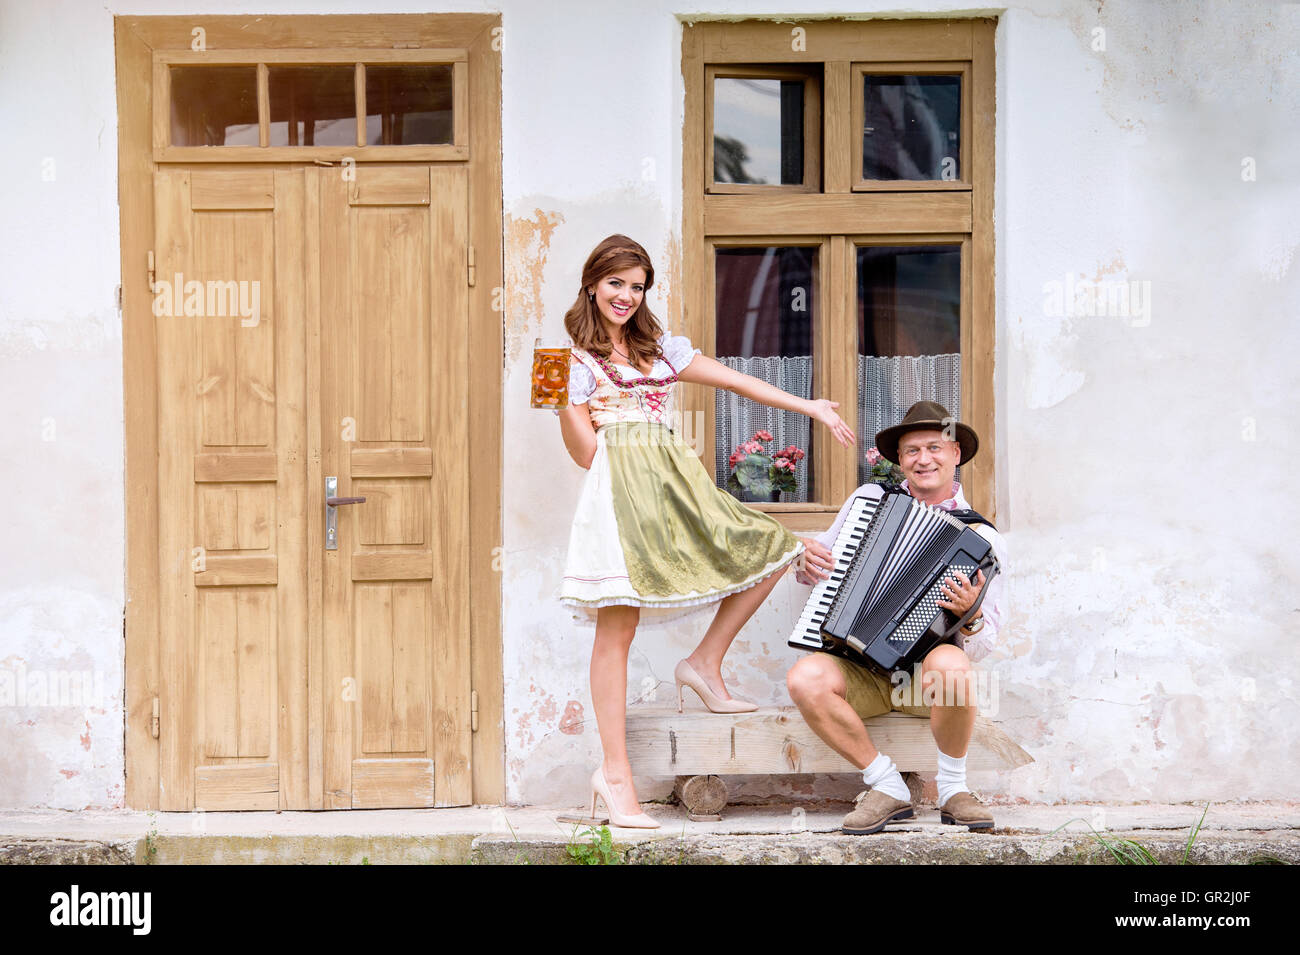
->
[[153, 163, 472, 809]]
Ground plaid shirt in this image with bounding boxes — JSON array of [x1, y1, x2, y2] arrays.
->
[[796, 480, 1007, 664]]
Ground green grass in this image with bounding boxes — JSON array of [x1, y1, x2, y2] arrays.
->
[[1040, 801, 1212, 865], [1092, 831, 1161, 865], [565, 825, 622, 865], [1181, 802, 1209, 865]]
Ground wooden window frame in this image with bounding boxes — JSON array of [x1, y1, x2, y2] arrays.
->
[[851, 61, 972, 192], [153, 48, 469, 163], [705, 64, 822, 194], [681, 17, 997, 529]]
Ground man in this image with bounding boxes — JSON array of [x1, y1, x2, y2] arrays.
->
[[788, 400, 1007, 834]]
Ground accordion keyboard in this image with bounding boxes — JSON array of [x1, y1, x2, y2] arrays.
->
[[787, 495, 878, 652]]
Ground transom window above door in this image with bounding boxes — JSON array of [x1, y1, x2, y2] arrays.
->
[[154, 49, 468, 162]]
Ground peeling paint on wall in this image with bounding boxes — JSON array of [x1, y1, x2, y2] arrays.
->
[[558, 700, 584, 735], [503, 208, 566, 365]]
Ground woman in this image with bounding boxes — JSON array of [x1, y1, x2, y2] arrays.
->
[[555, 234, 852, 827]]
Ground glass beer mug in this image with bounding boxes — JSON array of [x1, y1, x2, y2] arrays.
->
[[530, 337, 572, 410]]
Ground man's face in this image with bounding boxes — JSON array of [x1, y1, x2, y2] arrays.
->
[[897, 429, 960, 497]]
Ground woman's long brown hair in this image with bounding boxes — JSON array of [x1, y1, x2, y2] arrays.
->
[[563, 234, 664, 370]]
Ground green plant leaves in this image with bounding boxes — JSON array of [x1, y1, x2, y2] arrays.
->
[[731, 454, 773, 495], [566, 825, 622, 865]]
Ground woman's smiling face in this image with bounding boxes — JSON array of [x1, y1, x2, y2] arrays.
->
[[590, 267, 647, 332]]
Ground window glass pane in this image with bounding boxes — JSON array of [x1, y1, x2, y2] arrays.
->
[[714, 247, 817, 503], [365, 65, 454, 145], [713, 77, 805, 185], [856, 245, 962, 486], [169, 67, 258, 146], [268, 67, 356, 146], [862, 74, 960, 181]]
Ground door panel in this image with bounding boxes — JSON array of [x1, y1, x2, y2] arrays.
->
[[320, 164, 473, 808], [155, 167, 310, 810]]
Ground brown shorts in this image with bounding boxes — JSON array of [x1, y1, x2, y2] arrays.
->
[[820, 651, 932, 720]]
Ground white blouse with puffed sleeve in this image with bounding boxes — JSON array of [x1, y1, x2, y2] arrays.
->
[[660, 333, 701, 373], [568, 357, 597, 405]]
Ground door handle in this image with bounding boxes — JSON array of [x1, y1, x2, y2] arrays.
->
[[325, 476, 366, 550]]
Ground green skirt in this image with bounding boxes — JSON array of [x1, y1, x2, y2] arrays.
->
[[559, 420, 805, 626]]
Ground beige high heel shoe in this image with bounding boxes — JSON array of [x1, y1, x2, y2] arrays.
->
[[674, 659, 759, 714], [590, 767, 660, 829]]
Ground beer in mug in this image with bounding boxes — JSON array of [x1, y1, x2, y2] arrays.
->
[[531, 337, 572, 410]]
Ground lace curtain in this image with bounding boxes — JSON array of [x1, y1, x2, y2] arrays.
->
[[713, 353, 962, 501], [858, 353, 962, 486], [714, 356, 813, 503]]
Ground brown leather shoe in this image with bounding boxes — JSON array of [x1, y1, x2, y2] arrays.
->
[[939, 790, 994, 830], [842, 789, 914, 835]]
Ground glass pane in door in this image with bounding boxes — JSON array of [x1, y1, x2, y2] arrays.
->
[[364, 65, 454, 145], [169, 67, 259, 146], [268, 67, 357, 146]]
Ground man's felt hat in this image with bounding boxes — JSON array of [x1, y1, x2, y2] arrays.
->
[[874, 400, 979, 467]]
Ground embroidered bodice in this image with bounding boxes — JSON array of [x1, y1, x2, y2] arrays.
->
[[569, 333, 701, 430]]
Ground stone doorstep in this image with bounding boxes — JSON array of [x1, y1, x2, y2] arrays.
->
[[482, 831, 1300, 867], [1, 802, 1297, 865], [1, 829, 1297, 866]]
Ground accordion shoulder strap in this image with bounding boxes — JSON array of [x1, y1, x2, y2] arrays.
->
[[946, 507, 998, 532]]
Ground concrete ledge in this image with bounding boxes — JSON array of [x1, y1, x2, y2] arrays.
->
[[621, 831, 1300, 866], [3, 830, 1294, 866], [0, 839, 136, 865], [1, 802, 1296, 865], [138, 833, 480, 865]]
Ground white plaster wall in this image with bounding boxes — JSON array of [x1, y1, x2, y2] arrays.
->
[[1, 0, 131, 808], [504, 0, 1300, 806], [0, 0, 1295, 810]]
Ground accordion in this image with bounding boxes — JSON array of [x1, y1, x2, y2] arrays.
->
[[788, 491, 1000, 673]]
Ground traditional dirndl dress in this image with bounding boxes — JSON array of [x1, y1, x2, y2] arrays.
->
[[558, 332, 806, 627]]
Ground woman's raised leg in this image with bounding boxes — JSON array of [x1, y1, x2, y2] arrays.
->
[[590, 603, 645, 814], [684, 562, 790, 701]]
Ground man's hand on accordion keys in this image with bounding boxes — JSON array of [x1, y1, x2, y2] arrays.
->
[[937, 568, 987, 618], [793, 537, 834, 586]]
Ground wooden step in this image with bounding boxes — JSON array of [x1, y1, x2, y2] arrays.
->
[[624, 706, 1033, 776]]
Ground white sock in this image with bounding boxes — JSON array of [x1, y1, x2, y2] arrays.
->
[[861, 752, 911, 802], [936, 749, 968, 807]]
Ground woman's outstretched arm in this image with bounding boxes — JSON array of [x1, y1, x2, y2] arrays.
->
[[676, 354, 857, 449], [557, 401, 598, 469]]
